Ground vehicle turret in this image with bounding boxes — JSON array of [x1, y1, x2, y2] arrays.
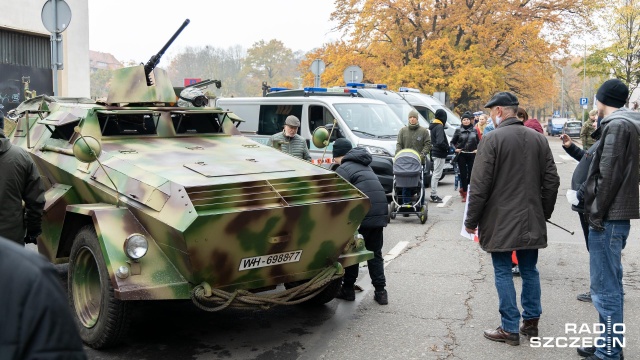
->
[[106, 19, 190, 105]]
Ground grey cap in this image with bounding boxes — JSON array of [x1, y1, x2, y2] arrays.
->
[[285, 115, 301, 127], [408, 109, 419, 119], [484, 92, 519, 108]]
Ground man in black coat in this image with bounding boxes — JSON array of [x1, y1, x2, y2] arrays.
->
[[428, 109, 448, 203], [0, 237, 86, 359], [332, 138, 389, 305], [580, 79, 640, 360]]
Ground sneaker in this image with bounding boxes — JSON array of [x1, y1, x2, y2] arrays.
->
[[577, 291, 592, 303], [336, 285, 355, 301], [430, 195, 443, 203], [374, 289, 388, 305], [577, 346, 624, 359]]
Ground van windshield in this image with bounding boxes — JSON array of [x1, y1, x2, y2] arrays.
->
[[431, 104, 461, 126], [385, 103, 431, 128], [334, 103, 405, 138]]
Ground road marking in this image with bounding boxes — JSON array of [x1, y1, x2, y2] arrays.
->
[[558, 154, 579, 164], [437, 195, 452, 207], [383, 241, 409, 265]]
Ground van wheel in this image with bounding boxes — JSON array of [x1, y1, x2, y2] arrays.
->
[[69, 225, 130, 349]]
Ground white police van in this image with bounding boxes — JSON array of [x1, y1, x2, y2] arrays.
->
[[216, 95, 406, 193], [267, 84, 454, 181]]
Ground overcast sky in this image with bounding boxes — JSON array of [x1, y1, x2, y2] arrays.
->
[[88, 0, 341, 65]]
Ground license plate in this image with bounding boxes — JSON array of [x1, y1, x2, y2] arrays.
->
[[238, 250, 303, 271]]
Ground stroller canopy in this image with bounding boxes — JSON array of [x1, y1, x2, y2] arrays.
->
[[394, 149, 422, 188], [394, 149, 422, 176]]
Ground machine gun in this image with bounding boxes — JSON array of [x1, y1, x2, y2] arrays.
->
[[144, 19, 190, 85]]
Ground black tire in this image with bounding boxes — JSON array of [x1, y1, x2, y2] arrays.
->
[[388, 202, 396, 221], [420, 205, 428, 224], [284, 277, 343, 306], [439, 173, 445, 181], [68, 225, 130, 349]]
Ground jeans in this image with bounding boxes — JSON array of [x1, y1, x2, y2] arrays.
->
[[490, 249, 541, 333], [401, 187, 424, 206], [457, 153, 475, 191], [430, 157, 446, 196], [589, 220, 629, 360], [343, 227, 386, 290]]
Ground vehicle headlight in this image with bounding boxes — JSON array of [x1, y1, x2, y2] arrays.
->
[[363, 145, 392, 157], [124, 234, 148, 260]]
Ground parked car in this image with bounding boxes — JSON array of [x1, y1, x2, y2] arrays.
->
[[562, 120, 582, 138], [547, 117, 568, 136]]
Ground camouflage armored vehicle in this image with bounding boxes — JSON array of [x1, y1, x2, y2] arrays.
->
[[5, 20, 372, 349]]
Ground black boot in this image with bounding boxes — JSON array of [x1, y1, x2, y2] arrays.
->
[[374, 289, 388, 305], [336, 284, 355, 301], [520, 318, 539, 337]]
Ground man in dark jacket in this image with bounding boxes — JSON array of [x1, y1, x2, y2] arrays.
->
[[0, 129, 45, 245], [0, 237, 86, 359], [464, 92, 560, 346], [580, 79, 640, 360], [333, 138, 389, 305], [561, 126, 601, 304], [428, 109, 448, 203]]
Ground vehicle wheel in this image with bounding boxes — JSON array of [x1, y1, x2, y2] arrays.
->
[[439, 173, 445, 181], [389, 202, 396, 221], [284, 277, 343, 306], [420, 205, 428, 224], [69, 225, 130, 349]]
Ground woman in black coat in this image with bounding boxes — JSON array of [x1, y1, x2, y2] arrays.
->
[[451, 111, 480, 202]]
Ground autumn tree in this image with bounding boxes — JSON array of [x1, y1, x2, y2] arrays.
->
[[585, 0, 640, 103], [244, 40, 299, 93], [301, 0, 598, 111], [166, 45, 248, 97]]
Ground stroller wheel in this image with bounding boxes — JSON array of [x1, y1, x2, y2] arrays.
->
[[420, 205, 428, 224], [389, 203, 396, 220]]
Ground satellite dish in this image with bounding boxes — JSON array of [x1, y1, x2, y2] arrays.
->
[[343, 66, 363, 84]]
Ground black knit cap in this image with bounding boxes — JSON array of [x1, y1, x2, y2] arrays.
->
[[484, 92, 519, 108], [435, 109, 447, 123], [461, 111, 473, 120], [332, 138, 353, 158], [596, 79, 629, 108]]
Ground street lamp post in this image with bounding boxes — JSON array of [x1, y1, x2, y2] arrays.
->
[[554, 64, 564, 118]]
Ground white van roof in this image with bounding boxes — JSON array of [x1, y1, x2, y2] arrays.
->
[[216, 96, 386, 107]]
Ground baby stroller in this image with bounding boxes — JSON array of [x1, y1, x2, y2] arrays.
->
[[388, 149, 428, 224]]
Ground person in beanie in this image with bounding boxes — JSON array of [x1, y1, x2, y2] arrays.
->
[[465, 91, 559, 347], [428, 109, 448, 203], [332, 138, 389, 305], [578, 79, 640, 360], [396, 109, 431, 205], [581, 109, 598, 150], [267, 115, 311, 161], [451, 111, 479, 202]]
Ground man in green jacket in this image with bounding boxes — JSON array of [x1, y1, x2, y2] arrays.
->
[[396, 109, 431, 204], [0, 130, 45, 245], [267, 115, 312, 161]]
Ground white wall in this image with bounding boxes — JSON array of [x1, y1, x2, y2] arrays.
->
[[0, 0, 89, 97]]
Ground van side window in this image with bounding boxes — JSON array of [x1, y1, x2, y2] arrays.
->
[[258, 105, 303, 135], [415, 106, 435, 122], [308, 105, 335, 132]]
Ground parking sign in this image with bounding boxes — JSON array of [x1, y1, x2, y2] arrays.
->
[[580, 97, 588, 105]]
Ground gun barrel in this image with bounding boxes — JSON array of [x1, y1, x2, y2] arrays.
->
[[157, 19, 190, 57], [144, 19, 190, 76]]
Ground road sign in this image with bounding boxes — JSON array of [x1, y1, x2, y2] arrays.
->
[[184, 78, 201, 86], [41, 0, 72, 33], [343, 65, 363, 84], [580, 97, 588, 105], [553, 110, 560, 116], [310, 59, 325, 76]]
